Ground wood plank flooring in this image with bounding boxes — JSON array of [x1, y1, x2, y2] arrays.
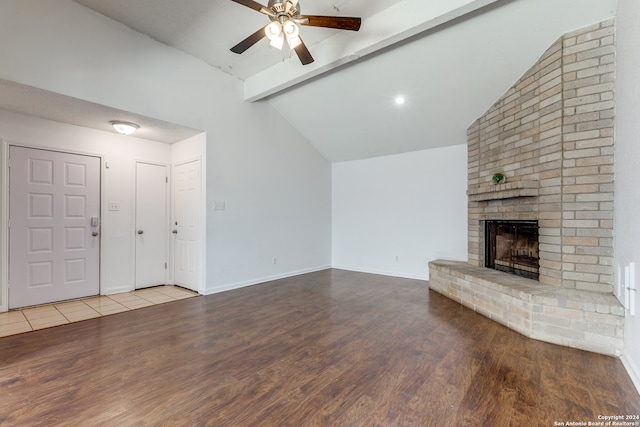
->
[[0, 269, 638, 426]]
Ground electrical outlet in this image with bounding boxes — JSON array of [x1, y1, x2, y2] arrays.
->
[[108, 202, 120, 211]]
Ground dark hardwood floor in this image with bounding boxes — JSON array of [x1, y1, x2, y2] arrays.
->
[[1, 269, 638, 426]]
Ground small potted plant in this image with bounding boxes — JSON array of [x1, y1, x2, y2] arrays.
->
[[492, 173, 505, 184]]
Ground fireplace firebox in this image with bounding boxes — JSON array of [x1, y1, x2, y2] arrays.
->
[[485, 220, 539, 280]]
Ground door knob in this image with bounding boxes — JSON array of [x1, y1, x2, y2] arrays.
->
[[137, 230, 144, 235], [172, 230, 178, 234], [92, 231, 99, 237]]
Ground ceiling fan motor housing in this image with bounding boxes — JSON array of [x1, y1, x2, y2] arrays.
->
[[268, 0, 300, 20]]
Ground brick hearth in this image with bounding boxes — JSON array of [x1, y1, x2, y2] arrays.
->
[[429, 260, 624, 355]]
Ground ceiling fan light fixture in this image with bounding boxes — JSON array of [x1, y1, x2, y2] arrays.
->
[[282, 20, 299, 38], [265, 21, 285, 49], [265, 21, 282, 39], [269, 33, 285, 49], [110, 120, 139, 135], [282, 20, 301, 48]]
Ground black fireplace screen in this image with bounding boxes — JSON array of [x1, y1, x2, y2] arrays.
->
[[485, 220, 539, 280]]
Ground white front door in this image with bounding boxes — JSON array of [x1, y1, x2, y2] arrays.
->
[[9, 146, 101, 309], [172, 159, 200, 292], [135, 162, 168, 289]]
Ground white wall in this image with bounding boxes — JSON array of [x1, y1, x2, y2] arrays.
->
[[0, 109, 172, 310], [205, 102, 331, 292], [0, 0, 332, 295], [615, 0, 640, 395], [332, 144, 467, 280]]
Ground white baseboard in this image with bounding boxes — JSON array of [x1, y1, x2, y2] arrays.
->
[[203, 265, 331, 296], [621, 351, 640, 397], [330, 264, 428, 281]]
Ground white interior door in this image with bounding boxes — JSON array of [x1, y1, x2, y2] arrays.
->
[[135, 162, 168, 289], [172, 159, 200, 292], [9, 146, 101, 309]]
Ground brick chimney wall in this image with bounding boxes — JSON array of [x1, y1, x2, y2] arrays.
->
[[467, 20, 615, 293]]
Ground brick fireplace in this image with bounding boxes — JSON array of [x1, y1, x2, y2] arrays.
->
[[429, 19, 625, 356]]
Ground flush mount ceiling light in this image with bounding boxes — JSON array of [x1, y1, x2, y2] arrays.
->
[[110, 121, 139, 135], [230, 0, 361, 65], [395, 95, 406, 105]]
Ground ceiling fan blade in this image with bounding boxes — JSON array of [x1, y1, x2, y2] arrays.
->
[[230, 0, 266, 13], [293, 38, 314, 65], [230, 25, 268, 54], [298, 15, 361, 31]]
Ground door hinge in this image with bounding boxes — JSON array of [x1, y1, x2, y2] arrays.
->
[[165, 262, 167, 269], [166, 176, 168, 183]]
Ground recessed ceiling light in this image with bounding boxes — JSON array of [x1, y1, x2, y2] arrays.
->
[[110, 120, 139, 135], [394, 95, 406, 105]]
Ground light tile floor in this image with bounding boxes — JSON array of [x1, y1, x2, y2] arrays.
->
[[0, 286, 198, 338]]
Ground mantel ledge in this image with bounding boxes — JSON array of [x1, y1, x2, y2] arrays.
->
[[467, 180, 539, 202]]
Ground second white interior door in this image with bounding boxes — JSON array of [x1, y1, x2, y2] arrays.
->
[[172, 159, 201, 292], [135, 162, 168, 289]]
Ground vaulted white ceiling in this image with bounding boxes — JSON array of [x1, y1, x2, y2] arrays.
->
[[5, 0, 620, 161]]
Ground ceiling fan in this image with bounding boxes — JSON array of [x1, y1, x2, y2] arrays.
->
[[230, 0, 362, 65]]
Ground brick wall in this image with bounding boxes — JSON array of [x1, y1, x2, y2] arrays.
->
[[467, 20, 615, 294]]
